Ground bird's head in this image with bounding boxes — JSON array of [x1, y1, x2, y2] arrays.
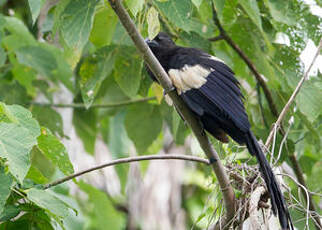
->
[[145, 32, 176, 52]]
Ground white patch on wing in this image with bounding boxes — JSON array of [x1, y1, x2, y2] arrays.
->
[[209, 55, 225, 64], [164, 94, 173, 106], [168, 65, 210, 94]]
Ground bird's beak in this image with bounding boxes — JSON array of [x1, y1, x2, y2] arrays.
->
[[145, 38, 159, 47]]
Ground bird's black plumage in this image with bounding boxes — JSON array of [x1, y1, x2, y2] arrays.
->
[[145, 32, 293, 230]]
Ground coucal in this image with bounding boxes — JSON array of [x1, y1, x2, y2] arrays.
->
[[145, 32, 293, 230]]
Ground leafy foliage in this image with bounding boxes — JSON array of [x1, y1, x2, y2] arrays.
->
[[0, 0, 321, 229]]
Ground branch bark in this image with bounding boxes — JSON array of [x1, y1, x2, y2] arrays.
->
[[107, 0, 236, 228], [44, 154, 209, 190], [31, 97, 156, 108]]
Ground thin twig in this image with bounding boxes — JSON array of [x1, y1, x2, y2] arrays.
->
[[208, 34, 224, 42], [44, 154, 210, 189], [211, 7, 279, 118], [265, 39, 322, 147], [31, 96, 156, 109], [107, 1, 236, 228]]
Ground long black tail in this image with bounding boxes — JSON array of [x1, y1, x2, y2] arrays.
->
[[245, 131, 293, 230]]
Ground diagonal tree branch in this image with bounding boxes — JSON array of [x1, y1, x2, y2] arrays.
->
[[211, 8, 279, 118], [107, 0, 236, 228], [44, 154, 210, 190], [30, 97, 156, 109]]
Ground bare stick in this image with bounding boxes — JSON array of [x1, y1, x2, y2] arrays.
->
[[265, 39, 322, 147], [31, 97, 156, 109], [44, 154, 210, 190], [107, 0, 236, 228]]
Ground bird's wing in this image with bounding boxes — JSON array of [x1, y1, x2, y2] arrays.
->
[[167, 49, 250, 134]]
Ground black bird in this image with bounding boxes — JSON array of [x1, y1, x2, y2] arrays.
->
[[145, 32, 293, 230]]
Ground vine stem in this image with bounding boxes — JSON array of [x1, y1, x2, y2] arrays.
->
[[107, 0, 236, 228], [31, 97, 156, 108], [44, 154, 209, 189]]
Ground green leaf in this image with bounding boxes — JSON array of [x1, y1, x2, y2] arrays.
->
[[0, 123, 36, 183], [0, 205, 20, 222], [25, 166, 49, 184], [16, 46, 57, 80], [89, 6, 118, 48], [297, 81, 322, 123], [212, 0, 226, 21], [0, 103, 40, 140], [0, 47, 6, 67], [125, 103, 162, 153], [192, 0, 203, 9], [307, 162, 322, 192], [114, 46, 143, 97], [155, 0, 193, 32], [15, 45, 74, 92], [12, 64, 36, 97], [79, 46, 115, 108], [78, 181, 125, 229], [108, 111, 131, 158], [0, 104, 40, 182], [73, 108, 97, 155], [0, 167, 14, 214], [31, 106, 64, 137], [147, 6, 160, 40], [26, 188, 71, 218], [0, 81, 30, 105], [37, 128, 74, 175], [60, 0, 99, 50], [264, 0, 296, 26], [238, 0, 262, 30], [28, 0, 46, 24], [3, 17, 36, 46], [125, 0, 144, 17]]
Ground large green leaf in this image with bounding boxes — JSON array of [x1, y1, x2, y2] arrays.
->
[[0, 104, 40, 183], [0, 123, 36, 183], [238, 0, 262, 30], [114, 46, 143, 97], [73, 108, 97, 155], [79, 46, 115, 108], [37, 128, 74, 175], [31, 106, 64, 137], [297, 81, 322, 123], [108, 111, 131, 158], [26, 188, 71, 218], [16, 46, 57, 81], [0, 104, 40, 140], [15, 45, 74, 91], [3, 17, 36, 46], [28, 0, 46, 24], [78, 181, 125, 229], [0, 167, 14, 214], [12, 64, 36, 97], [264, 0, 296, 26], [125, 0, 144, 17], [155, 0, 193, 32], [125, 103, 162, 153], [89, 6, 118, 48], [60, 0, 99, 50], [147, 6, 160, 40], [212, 0, 226, 21]]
